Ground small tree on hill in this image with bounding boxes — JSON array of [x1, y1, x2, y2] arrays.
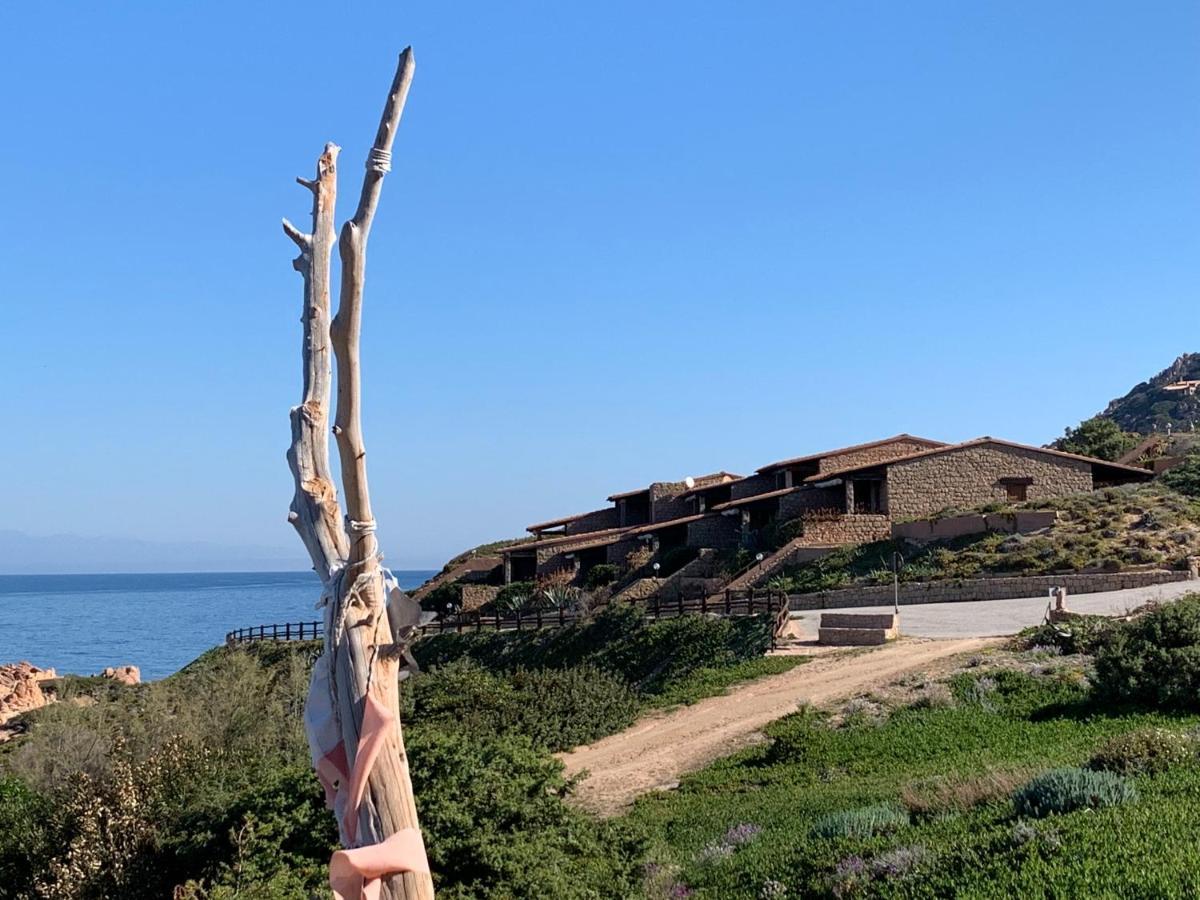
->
[[1055, 417, 1139, 462]]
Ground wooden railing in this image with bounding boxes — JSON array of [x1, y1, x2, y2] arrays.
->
[[225, 621, 323, 644], [224, 590, 791, 646]]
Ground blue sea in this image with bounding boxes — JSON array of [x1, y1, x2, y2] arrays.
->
[[0, 570, 436, 680]]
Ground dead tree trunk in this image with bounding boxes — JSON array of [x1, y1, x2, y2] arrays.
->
[[284, 48, 435, 900]]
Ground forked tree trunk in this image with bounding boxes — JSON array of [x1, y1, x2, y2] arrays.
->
[[283, 48, 434, 900]]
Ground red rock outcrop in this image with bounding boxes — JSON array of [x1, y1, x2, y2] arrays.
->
[[101, 665, 141, 686], [0, 662, 57, 725]]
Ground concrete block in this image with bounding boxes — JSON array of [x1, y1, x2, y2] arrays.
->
[[818, 626, 898, 646], [931, 515, 987, 540], [822, 613, 898, 630]]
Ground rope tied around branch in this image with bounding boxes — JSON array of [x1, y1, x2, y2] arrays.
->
[[366, 148, 392, 173], [348, 519, 377, 535]]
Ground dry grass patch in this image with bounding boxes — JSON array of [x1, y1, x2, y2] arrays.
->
[[901, 768, 1037, 818]]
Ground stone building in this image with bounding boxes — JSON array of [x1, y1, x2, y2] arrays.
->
[[498, 434, 1153, 585]]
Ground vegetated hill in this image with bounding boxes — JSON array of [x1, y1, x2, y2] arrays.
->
[[1096, 353, 1200, 434], [766, 483, 1200, 594]]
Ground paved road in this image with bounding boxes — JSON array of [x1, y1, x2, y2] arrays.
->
[[792, 579, 1200, 640]]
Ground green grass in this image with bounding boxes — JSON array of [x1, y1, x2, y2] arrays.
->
[[624, 666, 1200, 898], [644, 656, 808, 709]]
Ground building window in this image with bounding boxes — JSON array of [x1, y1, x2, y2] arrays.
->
[[1000, 477, 1033, 503]]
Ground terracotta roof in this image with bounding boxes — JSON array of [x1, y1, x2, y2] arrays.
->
[[526, 510, 595, 533], [709, 487, 800, 511], [502, 525, 630, 555], [756, 434, 948, 474], [628, 514, 708, 534], [805, 437, 1156, 483], [607, 486, 651, 502]]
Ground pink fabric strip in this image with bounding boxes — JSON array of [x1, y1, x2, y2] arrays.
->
[[330, 828, 430, 900], [341, 691, 396, 845], [329, 688, 431, 898]]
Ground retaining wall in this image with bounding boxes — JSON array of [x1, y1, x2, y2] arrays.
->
[[788, 569, 1192, 612]]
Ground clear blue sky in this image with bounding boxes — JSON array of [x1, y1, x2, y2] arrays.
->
[[3, 1, 1197, 570]]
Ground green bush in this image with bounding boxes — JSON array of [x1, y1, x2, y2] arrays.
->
[[583, 563, 619, 589], [1088, 727, 1199, 775], [1161, 451, 1200, 499], [1012, 767, 1137, 818], [407, 727, 646, 899], [810, 803, 910, 840], [1055, 417, 1140, 462], [406, 659, 639, 752], [0, 777, 56, 891], [493, 581, 535, 613], [1015, 615, 1117, 656], [1093, 595, 1200, 708], [415, 605, 773, 699], [420, 580, 463, 613]]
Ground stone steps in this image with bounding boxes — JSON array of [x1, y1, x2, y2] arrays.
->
[[818, 612, 899, 646]]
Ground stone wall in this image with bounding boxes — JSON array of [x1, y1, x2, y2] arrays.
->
[[606, 537, 646, 570], [650, 481, 691, 523], [460, 585, 500, 612], [801, 513, 891, 546], [817, 439, 940, 474], [886, 444, 1093, 520], [778, 487, 842, 520], [731, 473, 776, 501], [893, 511, 1058, 543], [788, 569, 1190, 611], [561, 507, 620, 535], [686, 514, 741, 549]]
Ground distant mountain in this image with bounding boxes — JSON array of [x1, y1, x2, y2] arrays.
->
[[1097, 353, 1200, 435], [0, 529, 310, 575]]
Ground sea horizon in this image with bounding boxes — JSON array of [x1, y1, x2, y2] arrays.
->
[[0, 569, 438, 679]]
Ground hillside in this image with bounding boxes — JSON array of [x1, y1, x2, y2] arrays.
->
[[765, 483, 1200, 594], [1096, 353, 1200, 434]]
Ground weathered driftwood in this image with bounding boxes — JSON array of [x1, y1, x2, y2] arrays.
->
[[284, 48, 434, 900]]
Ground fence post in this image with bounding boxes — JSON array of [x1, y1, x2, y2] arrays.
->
[[725, 590, 731, 615], [748, 590, 755, 616], [558, 605, 565, 626], [701, 594, 708, 615], [516, 610, 522, 632], [677, 594, 684, 617], [536, 608, 543, 629]]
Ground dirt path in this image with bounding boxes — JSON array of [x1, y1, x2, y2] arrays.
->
[[559, 637, 995, 816]]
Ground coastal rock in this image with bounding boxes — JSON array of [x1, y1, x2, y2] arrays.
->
[[101, 665, 141, 686], [0, 661, 57, 725]]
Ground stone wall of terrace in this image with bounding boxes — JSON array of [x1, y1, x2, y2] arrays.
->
[[787, 569, 1191, 611]]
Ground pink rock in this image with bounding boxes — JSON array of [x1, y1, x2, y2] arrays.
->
[[101, 665, 141, 686]]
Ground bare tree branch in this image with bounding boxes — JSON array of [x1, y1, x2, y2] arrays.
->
[[285, 141, 348, 581]]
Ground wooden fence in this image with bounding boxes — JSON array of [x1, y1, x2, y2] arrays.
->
[[224, 590, 790, 646]]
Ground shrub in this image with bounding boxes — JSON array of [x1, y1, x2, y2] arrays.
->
[[415, 606, 774, 699], [810, 803, 909, 840], [1161, 451, 1200, 499], [407, 659, 639, 752], [1014, 615, 1117, 656], [494, 581, 535, 613], [407, 727, 646, 899], [421, 579, 463, 613], [1093, 595, 1200, 708], [584, 564, 619, 589], [1012, 767, 1137, 818], [1055, 417, 1139, 462], [901, 769, 1034, 817], [1088, 727, 1198, 776]]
